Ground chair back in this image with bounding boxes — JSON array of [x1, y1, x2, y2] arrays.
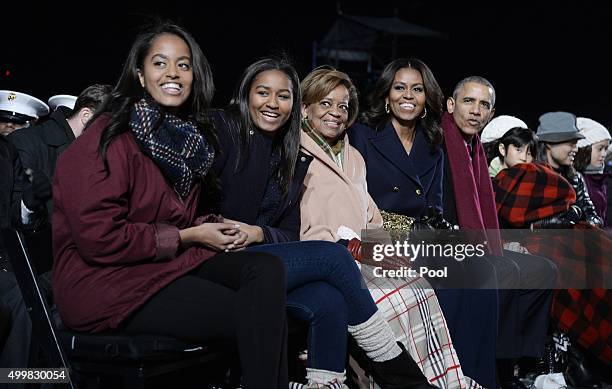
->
[[0, 228, 75, 389]]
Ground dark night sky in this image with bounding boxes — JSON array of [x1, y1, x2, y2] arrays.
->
[[2, 2, 610, 129]]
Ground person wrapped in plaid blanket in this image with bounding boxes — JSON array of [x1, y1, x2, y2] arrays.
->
[[493, 111, 611, 369], [494, 162, 612, 365]]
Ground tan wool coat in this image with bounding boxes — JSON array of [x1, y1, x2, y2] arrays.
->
[[299, 130, 383, 241]]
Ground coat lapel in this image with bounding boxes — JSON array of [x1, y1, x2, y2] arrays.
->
[[300, 131, 354, 187], [369, 121, 421, 182], [409, 126, 438, 178]]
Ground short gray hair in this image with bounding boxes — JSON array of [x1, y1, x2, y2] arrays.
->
[[452, 76, 496, 107]]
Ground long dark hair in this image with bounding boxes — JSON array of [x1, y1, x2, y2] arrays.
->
[[224, 56, 301, 194], [94, 22, 217, 173], [360, 58, 444, 150]]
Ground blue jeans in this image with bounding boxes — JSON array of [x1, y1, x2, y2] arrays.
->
[[247, 241, 378, 372], [287, 282, 347, 372]]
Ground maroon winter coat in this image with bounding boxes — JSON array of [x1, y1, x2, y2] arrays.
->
[[52, 114, 216, 332], [583, 173, 608, 227]]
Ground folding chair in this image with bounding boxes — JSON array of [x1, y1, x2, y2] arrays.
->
[[0, 228, 232, 389]]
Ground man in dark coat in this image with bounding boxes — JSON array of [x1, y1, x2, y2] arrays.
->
[[1, 114, 50, 263], [1, 91, 51, 377], [0, 135, 49, 378], [8, 84, 111, 199], [442, 76, 557, 389], [7, 84, 110, 272]]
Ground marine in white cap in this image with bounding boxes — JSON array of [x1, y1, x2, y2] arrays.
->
[[0, 90, 49, 136], [6, 84, 111, 215]]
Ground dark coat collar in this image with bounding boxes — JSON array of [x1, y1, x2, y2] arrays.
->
[[368, 120, 436, 181], [40, 107, 75, 147]]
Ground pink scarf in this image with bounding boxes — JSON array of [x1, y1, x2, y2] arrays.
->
[[442, 112, 502, 255]]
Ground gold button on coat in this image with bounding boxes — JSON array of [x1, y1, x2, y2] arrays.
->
[[392, 186, 400, 192], [415, 189, 422, 195]]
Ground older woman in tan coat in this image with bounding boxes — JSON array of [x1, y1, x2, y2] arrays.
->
[[299, 66, 475, 389], [299, 121, 382, 241]]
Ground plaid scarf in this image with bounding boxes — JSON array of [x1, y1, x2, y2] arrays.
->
[[493, 162, 576, 227], [302, 118, 345, 169], [441, 112, 502, 255], [129, 98, 214, 198]]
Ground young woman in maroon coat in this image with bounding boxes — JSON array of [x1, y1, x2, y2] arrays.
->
[[51, 23, 289, 389]]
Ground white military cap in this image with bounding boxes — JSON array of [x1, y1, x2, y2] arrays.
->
[[0, 90, 50, 123], [48, 94, 77, 111]]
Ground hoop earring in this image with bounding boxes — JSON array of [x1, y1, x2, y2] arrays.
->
[[420, 107, 427, 119], [385, 103, 390, 114]]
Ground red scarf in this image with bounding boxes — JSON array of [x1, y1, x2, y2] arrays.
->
[[442, 112, 502, 255]]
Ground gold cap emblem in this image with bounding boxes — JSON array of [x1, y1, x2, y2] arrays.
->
[[8, 92, 17, 101]]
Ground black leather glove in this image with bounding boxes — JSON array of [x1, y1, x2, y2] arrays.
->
[[22, 169, 51, 212], [532, 205, 582, 229], [411, 219, 434, 230], [411, 206, 435, 230], [427, 208, 457, 230], [412, 206, 457, 230]]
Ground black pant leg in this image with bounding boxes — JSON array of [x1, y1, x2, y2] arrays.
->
[[496, 250, 555, 358], [197, 251, 288, 389], [0, 271, 31, 374], [124, 251, 288, 389]]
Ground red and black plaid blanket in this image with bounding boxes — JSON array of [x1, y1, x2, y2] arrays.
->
[[494, 163, 611, 363], [494, 162, 575, 226]]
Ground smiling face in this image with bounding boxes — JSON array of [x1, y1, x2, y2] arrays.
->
[[248, 69, 293, 133], [447, 81, 495, 139], [590, 139, 610, 167], [138, 33, 193, 111], [547, 140, 579, 168], [303, 84, 349, 143], [386, 67, 426, 128]]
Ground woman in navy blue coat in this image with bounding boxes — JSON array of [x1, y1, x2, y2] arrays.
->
[[348, 117, 443, 218], [349, 58, 498, 389]]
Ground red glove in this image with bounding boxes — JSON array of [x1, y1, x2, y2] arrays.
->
[[347, 238, 362, 261]]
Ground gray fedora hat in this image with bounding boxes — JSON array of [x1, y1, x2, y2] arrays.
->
[[537, 111, 585, 143]]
